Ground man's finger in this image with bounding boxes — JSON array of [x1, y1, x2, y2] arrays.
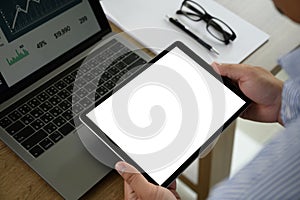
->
[[115, 161, 155, 198], [211, 62, 247, 82]]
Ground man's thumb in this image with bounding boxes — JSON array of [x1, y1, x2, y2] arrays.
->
[[115, 161, 153, 194]]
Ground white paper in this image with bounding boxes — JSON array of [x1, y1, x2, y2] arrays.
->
[[101, 0, 269, 64]]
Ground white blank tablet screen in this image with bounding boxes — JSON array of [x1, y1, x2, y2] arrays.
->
[[87, 47, 246, 185]]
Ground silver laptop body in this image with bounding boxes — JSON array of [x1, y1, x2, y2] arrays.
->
[[0, 0, 150, 199]]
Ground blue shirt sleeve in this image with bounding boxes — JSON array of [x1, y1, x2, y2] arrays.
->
[[281, 77, 300, 125], [207, 117, 300, 200]]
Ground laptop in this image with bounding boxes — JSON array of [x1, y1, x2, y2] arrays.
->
[[0, 0, 150, 199]]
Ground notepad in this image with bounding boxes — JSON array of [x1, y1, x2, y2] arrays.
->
[[101, 0, 269, 64]]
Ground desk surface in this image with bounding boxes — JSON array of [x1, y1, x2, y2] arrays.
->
[[215, 0, 300, 70], [1, 0, 300, 199]]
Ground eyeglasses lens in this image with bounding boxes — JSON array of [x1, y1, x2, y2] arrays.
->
[[181, 0, 205, 21], [207, 18, 232, 42]]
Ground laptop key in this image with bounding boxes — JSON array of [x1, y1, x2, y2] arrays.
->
[[49, 131, 63, 143], [48, 95, 62, 105], [29, 145, 44, 158], [118, 48, 131, 59], [61, 109, 73, 121], [103, 49, 114, 57], [20, 114, 34, 125], [87, 59, 99, 68], [80, 64, 90, 73], [57, 89, 71, 99], [28, 98, 41, 108], [82, 73, 94, 82], [111, 42, 126, 52], [112, 52, 124, 62], [108, 66, 120, 75], [106, 57, 117, 67], [40, 138, 54, 150], [95, 54, 106, 63], [100, 72, 112, 81], [54, 80, 68, 90], [87, 92, 100, 101], [74, 78, 87, 88], [118, 69, 132, 80], [84, 83, 97, 93], [52, 116, 66, 127], [40, 101, 53, 112], [63, 74, 75, 84], [14, 126, 35, 142], [0, 117, 12, 128], [22, 129, 48, 150], [49, 107, 63, 117], [58, 122, 75, 136], [104, 80, 116, 90], [112, 74, 124, 84], [18, 104, 32, 115], [96, 86, 109, 96], [8, 110, 22, 121], [36, 92, 50, 102], [72, 104, 84, 114], [58, 100, 72, 110], [30, 108, 44, 118], [66, 84, 78, 93], [45, 86, 58, 96], [67, 94, 80, 104], [40, 113, 54, 123], [43, 122, 57, 134], [79, 97, 92, 108], [90, 67, 102, 76], [6, 121, 25, 135], [123, 52, 139, 65], [31, 119, 45, 130], [115, 61, 127, 70], [76, 88, 88, 99]]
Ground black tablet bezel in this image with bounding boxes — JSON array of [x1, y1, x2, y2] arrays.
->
[[80, 41, 251, 187]]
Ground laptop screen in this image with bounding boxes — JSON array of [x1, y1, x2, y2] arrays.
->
[[0, 0, 111, 104]]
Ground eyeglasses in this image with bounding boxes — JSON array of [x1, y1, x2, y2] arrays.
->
[[176, 0, 236, 45]]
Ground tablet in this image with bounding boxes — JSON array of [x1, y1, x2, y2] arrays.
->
[[80, 41, 251, 187]]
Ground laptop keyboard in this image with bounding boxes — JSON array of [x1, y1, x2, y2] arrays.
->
[[0, 39, 147, 158]]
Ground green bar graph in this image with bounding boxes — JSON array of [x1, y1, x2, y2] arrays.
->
[[6, 48, 30, 66]]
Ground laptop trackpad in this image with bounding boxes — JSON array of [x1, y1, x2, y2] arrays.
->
[[31, 126, 118, 199], [77, 125, 122, 168]]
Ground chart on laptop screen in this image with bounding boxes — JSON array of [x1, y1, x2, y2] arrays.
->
[[0, 0, 100, 95], [0, 0, 82, 42]]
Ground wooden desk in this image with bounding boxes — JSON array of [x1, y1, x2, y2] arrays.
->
[[216, 0, 300, 71], [1, 0, 300, 199]]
